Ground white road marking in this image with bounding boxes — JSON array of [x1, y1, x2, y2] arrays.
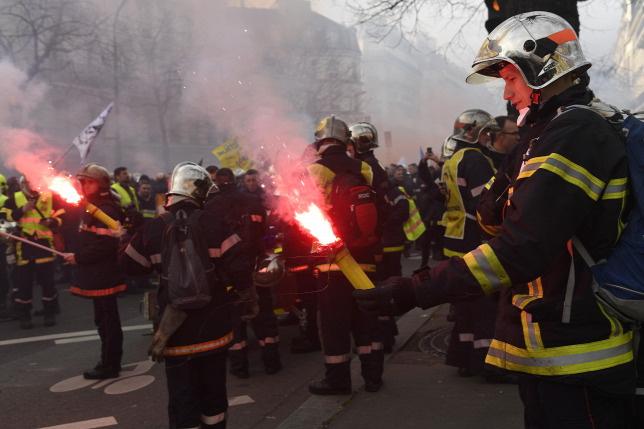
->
[[0, 324, 152, 346], [104, 375, 155, 395], [55, 335, 101, 344], [37, 416, 117, 429], [228, 395, 255, 406]]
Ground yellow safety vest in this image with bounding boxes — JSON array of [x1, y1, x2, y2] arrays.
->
[[111, 183, 139, 211], [398, 187, 425, 241], [441, 148, 494, 241], [14, 191, 63, 265]]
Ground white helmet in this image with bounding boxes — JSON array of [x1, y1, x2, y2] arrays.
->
[[314, 115, 351, 148], [450, 109, 499, 144], [167, 162, 215, 204], [466, 11, 591, 90]]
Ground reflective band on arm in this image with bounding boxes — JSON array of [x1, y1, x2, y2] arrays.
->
[[125, 244, 152, 268], [463, 243, 511, 294], [518, 156, 547, 179], [540, 153, 604, 201], [602, 178, 628, 200]]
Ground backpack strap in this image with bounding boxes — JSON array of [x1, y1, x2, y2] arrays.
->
[[562, 236, 597, 324]]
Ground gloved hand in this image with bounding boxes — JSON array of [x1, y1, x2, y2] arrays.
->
[[353, 276, 420, 317], [123, 209, 144, 235], [39, 218, 58, 229], [234, 286, 259, 322], [148, 305, 187, 363], [21, 201, 36, 213]]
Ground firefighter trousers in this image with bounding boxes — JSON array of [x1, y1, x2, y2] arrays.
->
[[519, 375, 635, 429], [93, 295, 123, 368], [316, 272, 383, 388], [230, 285, 280, 372], [14, 260, 57, 314], [166, 352, 228, 429]]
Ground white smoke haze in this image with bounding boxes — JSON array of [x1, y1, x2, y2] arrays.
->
[[0, 60, 68, 189], [0, 0, 631, 198], [181, 8, 324, 222]]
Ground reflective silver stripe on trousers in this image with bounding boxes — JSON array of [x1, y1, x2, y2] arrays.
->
[[201, 411, 226, 425]]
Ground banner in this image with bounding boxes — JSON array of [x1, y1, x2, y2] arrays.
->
[[212, 137, 254, 172], [73, 102, 113, 166]]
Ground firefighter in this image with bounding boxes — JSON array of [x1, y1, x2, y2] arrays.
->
[[438, 109, 502, 379], [347, 125, 398, 354], [354, 11, 636, 427], [307, 115, 384, 395], [3, 176, 64, 329], [62, 164, 125, 379], [120, 162, 257, 429], [205, 167, 281, 378]]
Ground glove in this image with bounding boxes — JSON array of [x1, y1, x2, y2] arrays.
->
[[234, 286, 259, 322], [22, 201, 36, 213], [39, 218, 58, 229], [148, 305, 187, 363], [353, 276, 420, 317], [123, 209, 144, 235]]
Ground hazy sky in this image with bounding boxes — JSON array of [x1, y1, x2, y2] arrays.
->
[[312, 0, 624, 70]]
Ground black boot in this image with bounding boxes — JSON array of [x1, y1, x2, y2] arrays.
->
[[309, 361, 352, 395], [290, 336, 321, 354], [43, 309, 56, 327], [262, 343, 282, 374], [19, 312, 33, 329], [34, 302, 61, 316], [228, 348, 249, 379], [360, 350, 384, 392], [84, 362, 121, 380]]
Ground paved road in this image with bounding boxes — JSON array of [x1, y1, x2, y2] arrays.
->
[[0, 252, 427, 429]]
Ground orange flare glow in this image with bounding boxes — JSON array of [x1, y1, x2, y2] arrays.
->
[[294, 203, 338, 245], [47, 176, 82, 205]]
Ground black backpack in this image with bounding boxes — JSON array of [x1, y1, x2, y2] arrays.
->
[[328, 169, 378, 247], [160, 209, 215, 310]]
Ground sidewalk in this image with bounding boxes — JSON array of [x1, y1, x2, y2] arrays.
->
[[278, 304, 523, 429]]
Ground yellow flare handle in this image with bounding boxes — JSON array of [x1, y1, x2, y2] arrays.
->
[[82, 201, 119, 231], [332, 246, 375, 290]]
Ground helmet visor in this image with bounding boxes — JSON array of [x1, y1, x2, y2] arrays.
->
[[466, 16, 532, 85]]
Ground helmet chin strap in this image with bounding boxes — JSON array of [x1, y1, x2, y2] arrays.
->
[[518, 89, 543, 126]]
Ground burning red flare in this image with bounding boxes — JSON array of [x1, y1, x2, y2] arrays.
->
[[294, 203, 338, 246], [47, 175, 82, 205]]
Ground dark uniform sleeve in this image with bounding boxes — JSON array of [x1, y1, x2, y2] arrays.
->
[[119, 217, 163, 276], [388, 188, 410, 224], [204, 212, 254, 293], [461, 151, 496, 215]]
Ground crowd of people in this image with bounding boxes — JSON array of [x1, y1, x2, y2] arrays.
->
[[0, 10, 642, 429]]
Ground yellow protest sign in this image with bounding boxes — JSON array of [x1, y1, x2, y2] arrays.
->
[[212, 137, 253, 171]]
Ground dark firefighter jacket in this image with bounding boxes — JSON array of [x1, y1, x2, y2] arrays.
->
[[441, 142, 495, 257], [357, 150, 390, 238], [418, 160, 445, 226], [241, 188, 269, 261], [119, 200, 253, 361], [307, 144, 376, 263], [5, 191, 65, 265], [382, 186, 408, 250], [71, 192, 125, 297], [420, 83, 635, 395]]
